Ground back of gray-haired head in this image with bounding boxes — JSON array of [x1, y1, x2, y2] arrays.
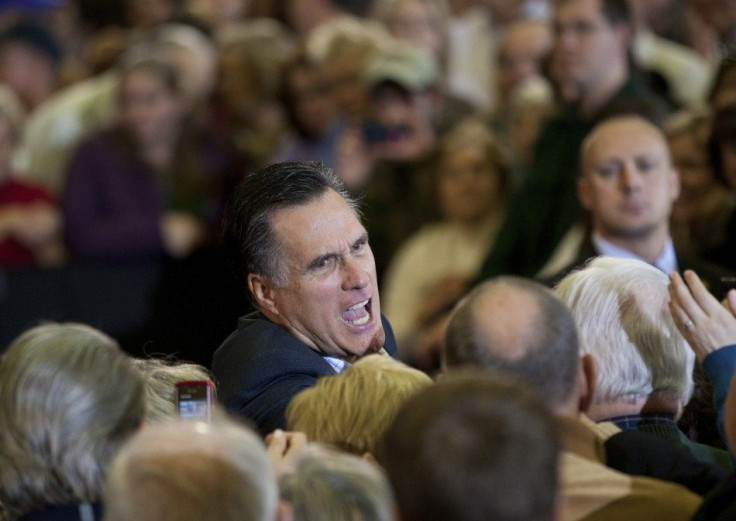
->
[[105, 417, 277, 521], [279, 443, 395, 521], [0, 323, 144, 517], [444, 276, 580, 410], [554, 256, 694, 405], [222, 161, 357, 293]]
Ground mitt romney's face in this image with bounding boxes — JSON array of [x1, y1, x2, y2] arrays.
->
[[250, 189, 385, 360]]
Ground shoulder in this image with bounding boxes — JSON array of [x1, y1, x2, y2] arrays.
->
[[212, 314, 333, 380], [562, 451, 702, 521]]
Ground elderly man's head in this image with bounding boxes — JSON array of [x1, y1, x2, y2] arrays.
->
[[279, 443, 396, 521], [443, 276, 586, 416], [222, 161, 385, 360], [104, 419, 277, 521], [554, 257, 694, 420]]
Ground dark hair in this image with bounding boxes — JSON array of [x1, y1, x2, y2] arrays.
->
[[709, 103, 736, 188], [556, 0, 631, 25], [0, 20, 62, 66], [444, 276, 580, 409], [599, 0, 631, 25], [377, 372, 559, 521], [222, 161, 356, 293]]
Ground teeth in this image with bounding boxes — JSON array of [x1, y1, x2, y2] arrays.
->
[[350, 314, 370, 326], [348, 299, 369, 311], [343, 299, 371, 326]]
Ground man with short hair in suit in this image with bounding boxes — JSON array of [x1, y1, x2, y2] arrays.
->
[[212, 161, 397, 436]]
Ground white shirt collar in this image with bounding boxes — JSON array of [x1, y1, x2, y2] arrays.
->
[[591, 232, 678, 274], [322, 347, 389, 374]]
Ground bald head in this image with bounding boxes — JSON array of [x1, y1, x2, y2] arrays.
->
[[581, 115, 670, 174], [444, 277, 580, 411]]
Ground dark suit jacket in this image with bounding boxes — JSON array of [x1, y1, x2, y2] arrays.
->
[[545, 234, 734, 292], [604, 429, 727, 497], [211, 311, 398, 437]]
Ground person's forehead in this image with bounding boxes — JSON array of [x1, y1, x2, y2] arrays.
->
[[271, 190, 362, 243], [586, 120, 666, 159], [555, 0, 604, 22], [506, 22, 550, 48]]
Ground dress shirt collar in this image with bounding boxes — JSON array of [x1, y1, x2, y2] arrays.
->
[[592, 232, 678, 274]]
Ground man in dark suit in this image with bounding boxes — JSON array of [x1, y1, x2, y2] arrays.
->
[[549, 114, 731, 291], [212, 161, 397, 436]]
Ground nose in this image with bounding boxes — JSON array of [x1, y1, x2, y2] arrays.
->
[[556, 27, 576, 52], [619, 162, 641, 192], [341, 256, 370, 291]]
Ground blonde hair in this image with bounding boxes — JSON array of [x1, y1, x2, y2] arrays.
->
[[0, 323, 144, 517], [131, 358, 214, 423], [286, 355, 432, 454]]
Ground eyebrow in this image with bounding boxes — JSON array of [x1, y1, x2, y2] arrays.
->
[[304, 232, 369, 272]]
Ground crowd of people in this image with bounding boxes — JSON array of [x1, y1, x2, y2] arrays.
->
[[4, 0, 736, 519]]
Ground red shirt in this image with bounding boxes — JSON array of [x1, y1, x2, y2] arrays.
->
[[0, 178, 55, 267]]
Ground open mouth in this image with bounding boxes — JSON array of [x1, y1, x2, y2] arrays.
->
[[342, 298, 372, 326]]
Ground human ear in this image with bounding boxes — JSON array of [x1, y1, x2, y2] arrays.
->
[[578, 354, 597, 413], [248, 273, 280, 318]]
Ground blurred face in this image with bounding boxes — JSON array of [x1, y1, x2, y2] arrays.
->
[[578, 118, 680, 242], [388, 0, 445, 60], [325, 52, 369, 119], [439, 144, 502, 225], [120, 68, 183, 147], [260, 189, 385, 360], [0, 43, 55, 110], [668, 132, 717, 221], [370, 85, 435, 161], [553, 0, 628, 99], [218, 47, 257, 115], [288, 65, 337, 137], [498, 21, 552, 101]]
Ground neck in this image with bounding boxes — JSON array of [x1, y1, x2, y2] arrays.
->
[[578, 60, 628, 118]]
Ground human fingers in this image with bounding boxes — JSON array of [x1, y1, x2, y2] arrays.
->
[[668, 272, 705, 327], [683, 270, 724, 316]]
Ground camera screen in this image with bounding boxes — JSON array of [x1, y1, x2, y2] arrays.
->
[[177, 383, 211, 420]]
